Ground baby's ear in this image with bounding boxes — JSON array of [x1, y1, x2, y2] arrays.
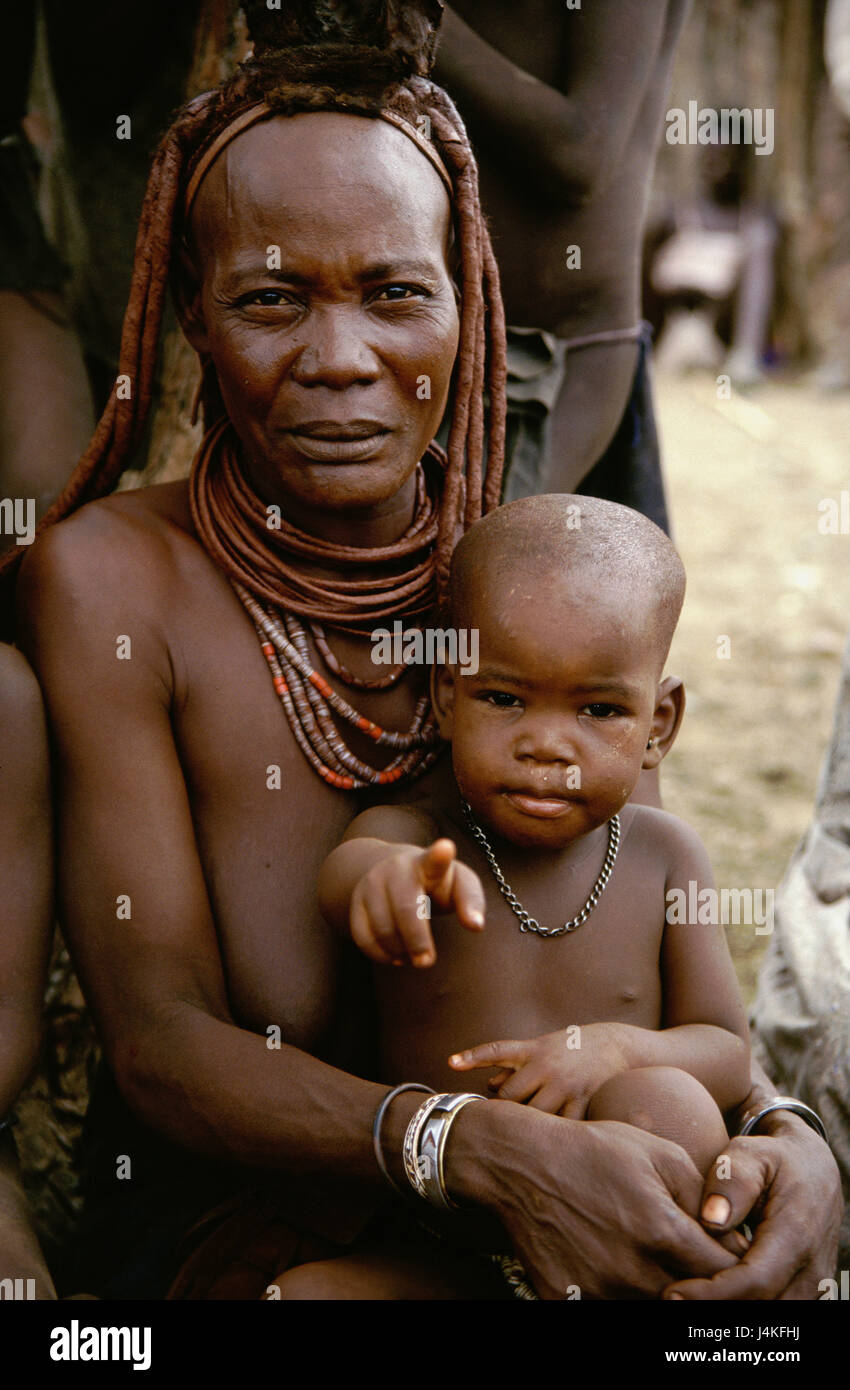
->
[[430, 663, 457, 739], [643, 676, 685, 769]]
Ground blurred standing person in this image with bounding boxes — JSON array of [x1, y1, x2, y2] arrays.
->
[[434, 0, 691, 525], [0, 5, 93, 570], [809, 0, 850, 390], [0, 0, 201, 620]]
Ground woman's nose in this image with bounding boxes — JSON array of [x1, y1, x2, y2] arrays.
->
[[290, 307, 381, 388]]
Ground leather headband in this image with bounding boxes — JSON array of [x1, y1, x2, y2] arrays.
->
[[183, 100, 454, 219]]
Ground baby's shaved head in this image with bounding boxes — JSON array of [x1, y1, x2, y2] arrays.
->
[[448, 494, 686, 671]]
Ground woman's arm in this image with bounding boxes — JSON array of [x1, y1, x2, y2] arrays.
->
[[0, 646, 55, 1297], [662, 1057, 843, 1300]]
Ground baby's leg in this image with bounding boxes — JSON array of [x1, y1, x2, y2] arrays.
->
[[587, 1065, 727, 1172], [268, 1243, 510, 1301], [586, 1066, 748, 1256]]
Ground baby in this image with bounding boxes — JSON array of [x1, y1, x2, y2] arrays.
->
[[308, 494, 751, 1299]]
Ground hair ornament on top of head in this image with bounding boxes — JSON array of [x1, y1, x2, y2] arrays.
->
[[240, 0, 446, 73]]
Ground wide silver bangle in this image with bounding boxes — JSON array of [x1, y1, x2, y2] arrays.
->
[[403, 1091, 485, 1209], [738, 1096, 828, 1144]]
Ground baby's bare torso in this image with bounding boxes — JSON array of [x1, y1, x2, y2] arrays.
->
[[375, 802, 669, 1093]]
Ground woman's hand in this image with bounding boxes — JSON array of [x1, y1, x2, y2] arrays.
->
[[445, 1101, 740, 1299], [661, 1117, 843, 1300]]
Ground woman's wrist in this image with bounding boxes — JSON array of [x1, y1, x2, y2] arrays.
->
[[378, 1086, 509, 1210], [742, 1104, 822, 1143]]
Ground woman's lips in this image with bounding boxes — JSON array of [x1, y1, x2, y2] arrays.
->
[[285, 423, 390, 463], [504, 792, 575, 819]]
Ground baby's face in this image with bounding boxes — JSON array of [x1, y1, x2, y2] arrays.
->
[[440, 581, 663, 849]]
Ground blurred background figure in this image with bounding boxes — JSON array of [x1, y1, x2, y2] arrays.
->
[[0, 0, 203, 584], [807, 0, 850, 390], [0, 6, 93, 565], [434, 1, 691, 528], [648, 144, 779, 387]]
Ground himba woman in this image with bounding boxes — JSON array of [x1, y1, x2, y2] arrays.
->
[[2, 2, 840, 1299]]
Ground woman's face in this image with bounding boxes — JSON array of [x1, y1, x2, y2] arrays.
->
[[184, 112, 460, 536]]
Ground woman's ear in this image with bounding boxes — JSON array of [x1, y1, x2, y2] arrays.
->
[[174, 242, 210, 355], [643, 676, 685, 770], [430, 662, 456, 740]]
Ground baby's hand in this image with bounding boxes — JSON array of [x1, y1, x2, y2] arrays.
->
[[448, 1023, 630, 1118], [350, 839, 485, 968]]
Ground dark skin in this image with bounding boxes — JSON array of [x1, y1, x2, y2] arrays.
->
[[321, 568, 750, 1112], [308, 570, 751, 1296], [0, 644, 55, 1299], [435, 0, 691, 487], [17, 113, 841, 1300]]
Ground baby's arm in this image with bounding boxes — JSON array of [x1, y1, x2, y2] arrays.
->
[[318, 805, 485, 967], [630, 814, 751, 1112], [451, 816, 750, 1118]]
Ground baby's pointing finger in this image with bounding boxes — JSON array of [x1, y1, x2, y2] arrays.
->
[[418, 839, 457, 893], [451, 864, 486, 931]]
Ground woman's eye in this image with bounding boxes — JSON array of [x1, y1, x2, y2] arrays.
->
[[373, 284, 421, 302], [244, 290, 292, 307]]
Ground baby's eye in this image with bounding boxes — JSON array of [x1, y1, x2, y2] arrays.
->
[[582, 703, 620, 719], [480, 690, 522, 709]]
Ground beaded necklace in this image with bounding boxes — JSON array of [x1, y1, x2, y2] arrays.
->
[[189, 420, 446, 788]]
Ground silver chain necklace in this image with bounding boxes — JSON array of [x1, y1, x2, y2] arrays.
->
[[460, 802, 621, 938]]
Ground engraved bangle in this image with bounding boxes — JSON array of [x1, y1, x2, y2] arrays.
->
[[738, 1096, 828, 1144], [418, 1092, 485, 1210], [403, 1094, 445, 1198], [372, 1082, 434, 1198]]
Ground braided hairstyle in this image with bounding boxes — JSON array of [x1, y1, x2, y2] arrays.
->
[[1, 3, 506, 596]]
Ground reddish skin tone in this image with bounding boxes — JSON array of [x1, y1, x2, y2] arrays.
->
[[0, 645, 55, 1299], [16, 113, 841, 1301], [435, 1, 690, 487]]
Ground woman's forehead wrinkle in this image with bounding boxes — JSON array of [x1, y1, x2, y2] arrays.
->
[[194, 112, 452, 281]]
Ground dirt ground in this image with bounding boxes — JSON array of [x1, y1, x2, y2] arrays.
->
[[655, 368, 850, 1004]]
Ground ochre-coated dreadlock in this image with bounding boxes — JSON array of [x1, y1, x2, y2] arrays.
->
[[1, 35, 506, 599]]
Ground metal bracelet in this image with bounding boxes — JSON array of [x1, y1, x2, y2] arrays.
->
[[738, 1096, 828, 1144], [418, 1093, 485, 1210], [372, 1082, 434, 1198], [402, 1093, 444, 1198]]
